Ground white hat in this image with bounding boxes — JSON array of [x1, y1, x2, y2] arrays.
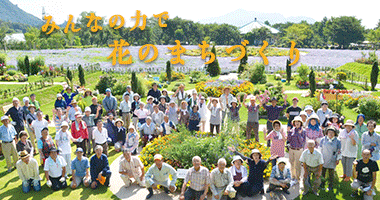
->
[[231, 155, 244, 165], [74, 111, 83, 117], [277, 157, 288, 165], [299, 111, 307, 117], [12, 97, 19, 102], [84, 107, 91, 112], [22, 97, 29, 104], [1, 116, 9, 121], [57, 93, 63, 98], [61, 121, 69, 127], [154, 154, 163, 161], [304, 105, 314, 111]]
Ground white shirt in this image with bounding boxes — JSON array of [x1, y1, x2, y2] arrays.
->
[[44, 155, 67, 178], [119, 156, 144, 177], [339, 129, 359, 158], [93, 128, 108, 144], [119, 100, 131, 113], [55, 130, 72, 154], [16, 158, 41, 181], [31, 119, 48, 139], [299, 149, 324, 168]]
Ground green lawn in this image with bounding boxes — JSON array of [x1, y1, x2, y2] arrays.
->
[[337, 62, 380, 82]]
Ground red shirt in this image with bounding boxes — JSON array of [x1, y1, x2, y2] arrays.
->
[[71, 120, 89, 139]]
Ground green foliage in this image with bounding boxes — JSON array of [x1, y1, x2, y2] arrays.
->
[[130, 72, 147, 97], [328, 100, 344, 115], [238, 46, 248, 74], [166, 61, 172, 82], [370, 61, 379, 91], [6, 70, 16, 76], [206, 45, 220, 77], [112, 82, 127, 96], [358, 97, 380, 120], [0, 53, 7, 65], [309, 69, 316, 97], [243, 27, 272, 45], [236, 92, 246, 102], [24, 55, 30, 75], [286, 59, 291, 83], [78, 64, 86, 86], [30, 56, 44, 75], [297, 64, 310, 81], [198, 92, 208, 99], [189, 70, 206, 83], [95, 74, 117, 94], [66, 67, 73, 87], [283, 23, 314, 47], [336, 72, 347, 81], [242, 62, 267, 84], [131, 72, 138, 94]]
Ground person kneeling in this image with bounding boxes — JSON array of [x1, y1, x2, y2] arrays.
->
[[145, 154, 177, 199], [44, 147, 67, 191], [210, 158, 236, 200], [267, 158, 291, 196], [16, 150, 41, 193], [71, 148, 91, 189], [119, 149, 145, 187], [90, 145, 112, 189]]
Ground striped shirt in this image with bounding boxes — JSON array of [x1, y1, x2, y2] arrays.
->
[[184, 166, 210, 191]]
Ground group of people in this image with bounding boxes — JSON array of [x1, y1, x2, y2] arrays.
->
[[0, 83, 379, 200]]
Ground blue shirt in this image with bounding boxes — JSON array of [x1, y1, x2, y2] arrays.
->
[[90, 154, 110, 181], [102, 95, 117, 112], [71, 157, 90, 177], [270, 165, 291, 181], [0, 124, 17, 142], [55, 99, 67, 109], [61, 90, 78, 107]]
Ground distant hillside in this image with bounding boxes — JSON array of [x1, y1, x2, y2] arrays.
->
[[198, 9, 316, 27], [0, 0, 43, 27]]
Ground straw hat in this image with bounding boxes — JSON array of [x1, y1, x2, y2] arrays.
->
[[292, 116, 303, 126], [325, 126, 339, 136], [70, 99, 78, 105], [115, 118, 124, 126], [306, 113, 320, 126], [19, 150, 30, 159], [343, 120, 355, 128]]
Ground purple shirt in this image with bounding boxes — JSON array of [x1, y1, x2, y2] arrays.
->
[[264, 104, 287, 121], [287, 127, 306, 149]]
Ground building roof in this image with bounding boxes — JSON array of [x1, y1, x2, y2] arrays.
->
[[4, 33, 25, 42], [239, 18, 280, 34]]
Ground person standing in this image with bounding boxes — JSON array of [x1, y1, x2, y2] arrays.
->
[[316, 101, 332, 130], [264, 120, 287, 166], [125, 125, 139, 155], [198, 96, 208, 132], [208, 98, 222, 135], [102, 88, 117, 116], [55, 121, 74, 176], [173, 84, 187, 105], [355, 114, 368, 160], [300, 140, 324, 196], [147, 83, 161, 104], [6, 97, 25, 137], [37, 127, 55, 165], [285, 97, 302, 130], [131, 94, 141, 127], [263, 94, 288, 147], [31, 111, 49, 144], [287, 116, 306, 183], [29, 94, 40, 111], [119, 94, 132, 128], [361, 120, 380, 161], [61, 86, 78, 107], [16, 131, 34, 154], [92, 120, 109, 156], [25, 105, 37, 154], [71, 112, 88, 157], [82, 107, 97, 155], [0, 116, 18, 172], [219, 87, 234, 126], [188, 105, 201, 132], [242, 95, 261, 141], [304, 114, 323, 149], [16, 150, 41, 193], [119, 149, 145, 187], [67, 100, 82, 122], [339, 119, 359, 182], [90, 96, 103, 124]]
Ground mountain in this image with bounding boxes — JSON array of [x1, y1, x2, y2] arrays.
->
[[0, 0, 43, 27], [198, 9, 316, 27]]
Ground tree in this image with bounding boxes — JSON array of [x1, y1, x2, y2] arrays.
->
[[366, 28, 380, 48], [244, 27, 272, 45], [283, 23, 314, 47], [206, 45, 220, 77], [324, 16, 365, 49], [371, 61, 379, 91], [0, 25, 9, 52], [238, 46, 248, 74], [166, 61, 172, 82], [131, 71, 138, 93], [66, 67, 73, 88], [78, 64, 86, 86], [309, 69, 316, 97], [24, 55, 30, 75], [286, 59, 291, 83]]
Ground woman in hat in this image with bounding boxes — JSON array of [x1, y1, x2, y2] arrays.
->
[[361, 120, 380, 161], [177, 100, 190, 127], [37, 127, 55, 165], [219, 86, 234, 125], [287, 116, 306, 183], [67, 99, 82, 122], [304, 105, 315, 118], [158, 95, 168, 113], [188, 105, 201, 132], [16, 131, 34, 154], [304, 113, 323, 149], [82, 89, 93, 107], [125, 125, 139, 155], [320, 126, 341, 191], [316, 101, 332, 129], [54, 93, 67, 110], [131, 93, 141, 127], [229, 155, 249, 198], [173, 84, 187, 105], [355, 114, 368, 159], [22, 97, 30, 121], [267, 158, 291, 196], [229, 98, 241, 133], [56, 121, 74, 176], [339, 119, 359, 182], [114, 118, 126, 152], [71, 112, 88, 156], [228, 146, 277, 197], [16, 150, 41, 193], [161, 89, 171, 103], [208, 97, 223, 134], [187, 90, 198, 111], [44, 147, 68, 191], [151, 104, 165, 132], [145, 96, 155, 116], [52, 107, 68, 132], [197, 95, 208, 132], [299, 111, 308, 128], [166, 100, 178, 125], [264, 120, 287, 166]]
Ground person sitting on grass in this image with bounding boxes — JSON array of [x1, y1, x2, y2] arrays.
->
[[267, 158, 291, 196], [16, 150, 41, 193], [350, 149, 378, 199], [229, 155, 249, 199], [90, 145, 112, 189], [119, 149, 145, 188], [44, 147, 67, 191], [145, 154, 177, 199], [71, 147, 91, 189]]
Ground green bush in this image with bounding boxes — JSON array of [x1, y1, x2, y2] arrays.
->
[[242, 62, 267, 84], [163, 84, 168, 88], [95, 74, 117, 94], [328, 100, 344, 115], [190, 71, 205, 83], [198, 92, 208, 99], [206, 45, 221, 77], [336, 72, 347, 81], [6, 70, 17, 76], [0, 53, 7, 65], [297, 64, 310, 81], [304, 97, 321, 111], [358, 97, 380, 120], [112, 82, 127, 96], [265, 82, 274, 89], [30, 56, 45, 75]]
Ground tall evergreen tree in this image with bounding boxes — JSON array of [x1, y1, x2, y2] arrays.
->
[[166, 61, 172, 82], [286, 59, 291, 83], [238, 46, 248, 73], [24, 55, 30, 75], [309, 69, 316, 97], [371, 61, 379, 90], [206, 45, 221, 77], [78, 64, 86, 86], [131, 71, 138, 93]]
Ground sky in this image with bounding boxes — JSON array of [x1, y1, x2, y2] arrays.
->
[[9, 0, 380, 28]]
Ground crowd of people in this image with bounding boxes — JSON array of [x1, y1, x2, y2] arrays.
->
[[0, 82, 379, 200]]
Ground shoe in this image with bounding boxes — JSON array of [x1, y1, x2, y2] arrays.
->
[[350, 192, 358, 198], [146, 193, 154, 199], [313, 191, 319, 196], [164, 187, 169, 194]]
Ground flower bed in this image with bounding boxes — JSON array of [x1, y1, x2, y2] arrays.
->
[[195, 79, 254, 97], [140, 126, 272, 188]]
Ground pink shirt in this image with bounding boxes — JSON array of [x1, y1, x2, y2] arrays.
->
[[305, 128, 323, 149], [266, 130, 286, 157]]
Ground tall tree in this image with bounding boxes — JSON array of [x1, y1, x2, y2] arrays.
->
[[166, 61, 172, 82], [78, 64, 86, 86], [24, 55, 30, 75], [283, 23, 314, 47], [238, 46, 248, 73], [206, 45, 220, 77], [324, 16, 365, 48], [0, 25, 9, 52], [286, 59, 291, 83], [309, 69, 316, 97], [131, 71, 138, 93], [371, 61, 379, 91]]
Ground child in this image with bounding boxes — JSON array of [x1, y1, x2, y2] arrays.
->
[[207, 97, 222, 134], [125, 125, 139, 155], [339, 119, 359, 182], [229, 98, 241, 133], [114, 119, 126, 152], [55, 121, 76, 176], [264, 120, 287, 166], [320, 126, 341, 191], [166, 100, 178, 125]]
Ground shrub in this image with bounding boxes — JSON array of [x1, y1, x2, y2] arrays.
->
[[297, 64, 310, 81], [166, 61, 172, 82], [336, 72, 347, 81], [112, 82, 127, 96], [242, 62, 267, 84], [0, 53, 7, 65], [160, 71, 185, 82], [358, 97, 380, 121], [6, 70, 17, 76], [78, 64, 86, 86], [309, 69, 316, 97], [286, 59, 291, 83], [206, 45, 221, 77], [196, 80, 254, 97], [265, 82, 274, 89], [190, 71, 205, 83], [328, 100, 344, 115], [371, 61, 379, 91], [304, 97, 321, 111], [95, 74, 117, 94], [30, 56, 44, 75]]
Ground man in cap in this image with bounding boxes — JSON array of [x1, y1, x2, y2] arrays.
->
[[61, 86, 78, 107], [90, 145, 112, 189], [145, 154, 177, 199], [16, 150, 41, 193], [71, 147, 91, 189], [147, 82, 161, 104], [267, 158, 291, 196], [316, 101, 332, 130], [44, 147, 68, 191], [67, 99, 82, 122], [0, 115, 18, 172], [6, 97, 25, 137], [119, 149, 145, 188], [29, 93, 40, 111], [82, 107, 97, 155], [210, 158, 236, 200], [179, 156, 210, 200], [286, 97, 302, 130], [103, 88, 117, 116], [300, 140, 324, 196], [263, 93, 288, 147], [55, 121, 74, 176]]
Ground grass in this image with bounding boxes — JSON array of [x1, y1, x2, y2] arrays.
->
[[337, 62, 380, 82]]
